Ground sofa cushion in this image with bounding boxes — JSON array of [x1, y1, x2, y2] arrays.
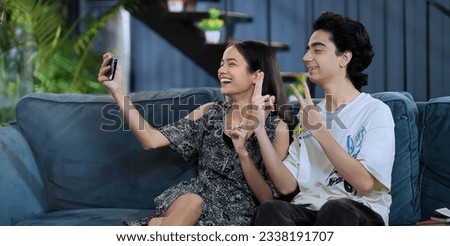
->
[[15, 87, 223, 211], [371, 92, 421, 225], [420, 96, 450, 220], [0, 125, 49, 225], [15, 208, 153, 226]]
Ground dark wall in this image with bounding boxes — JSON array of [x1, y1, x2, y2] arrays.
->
[[130, 0, 449, 101]]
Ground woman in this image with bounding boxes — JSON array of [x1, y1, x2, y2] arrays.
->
[[97, 40, 290, 226]]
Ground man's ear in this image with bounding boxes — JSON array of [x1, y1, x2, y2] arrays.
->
[[340, 51, 352, 67]]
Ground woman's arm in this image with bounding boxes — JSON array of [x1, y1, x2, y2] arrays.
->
[[254, 121, 297, 195], [98, 53, 169, 150], [249, 76, 297, 196], [232, 74, 295, 201], [230, 127, 274, 203]]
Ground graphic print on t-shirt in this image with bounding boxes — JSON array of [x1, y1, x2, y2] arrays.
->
[[325, 127, 366, 195]]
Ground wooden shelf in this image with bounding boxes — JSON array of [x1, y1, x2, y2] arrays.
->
[[125, 0, 290, 80]]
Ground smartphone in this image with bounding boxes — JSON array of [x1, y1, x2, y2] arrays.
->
[[106, 57, 118, 80]]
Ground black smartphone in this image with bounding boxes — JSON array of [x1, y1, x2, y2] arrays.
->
[[106, 57, 118, 80]]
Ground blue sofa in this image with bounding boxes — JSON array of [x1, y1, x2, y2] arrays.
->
[[0, 87, 449, 226]]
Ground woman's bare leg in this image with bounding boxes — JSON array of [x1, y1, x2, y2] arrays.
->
[[148, 217, 164, 226], [148, 193, 203, 226]]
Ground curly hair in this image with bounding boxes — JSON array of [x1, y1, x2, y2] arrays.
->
[[313, 12, 374, 91]]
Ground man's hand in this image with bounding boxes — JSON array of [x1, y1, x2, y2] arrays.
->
[[290, 80, 323, 133]]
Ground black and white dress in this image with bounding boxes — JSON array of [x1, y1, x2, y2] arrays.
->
[[125, 101, 280, 226]]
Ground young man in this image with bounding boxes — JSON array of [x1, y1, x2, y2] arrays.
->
[[251, 11, 395, 226]]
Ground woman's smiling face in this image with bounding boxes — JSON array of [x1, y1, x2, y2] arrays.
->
[[218, 45, 256, 99]]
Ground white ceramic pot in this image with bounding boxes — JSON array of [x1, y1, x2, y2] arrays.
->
[[204, 30, 221, 44], [167, 0, 184, 12]]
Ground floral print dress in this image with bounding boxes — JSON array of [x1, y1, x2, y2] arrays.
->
[[125, 101, 280, 226]]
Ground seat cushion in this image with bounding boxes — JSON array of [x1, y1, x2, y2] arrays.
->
[[371, 92, 421, 225], [15, 87, 223, 211], [420, 96, 450, 220], [15, 208, 153, 226]]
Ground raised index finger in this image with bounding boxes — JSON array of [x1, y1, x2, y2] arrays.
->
[[252, 71, 264, 99], [289, 84, 306, 109], [302, 80, 313, 105]]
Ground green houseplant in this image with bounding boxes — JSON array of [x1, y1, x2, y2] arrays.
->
[[287, 73, 307, 99], [198, 7, 224, 43], [0, 0, 126, 123]]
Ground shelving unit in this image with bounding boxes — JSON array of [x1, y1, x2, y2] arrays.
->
[[124, 0, 294, 81]]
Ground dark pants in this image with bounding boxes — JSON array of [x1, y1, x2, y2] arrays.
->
[[251, 198, 385, 226]]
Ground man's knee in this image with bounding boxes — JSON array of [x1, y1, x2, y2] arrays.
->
[[252, 200, 291, 225], [320, 198, 353, 213], [316, 198, 369, 225], [259, 200, 282, 213]]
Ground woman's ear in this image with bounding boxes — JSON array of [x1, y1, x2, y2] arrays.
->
[[251, 72, 257, 85], [340, 51, 352, 68], [252, 69, 262, 85]]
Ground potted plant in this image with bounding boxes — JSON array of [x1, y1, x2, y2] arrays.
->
[[167, 0, 187, 12], [287, 73, 307, 101], [198, 8, 224, 44]]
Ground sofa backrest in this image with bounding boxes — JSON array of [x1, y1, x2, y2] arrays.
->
[[15, 87, 224, 211], [371, 92, 421, 225], [419, 96, 450, 220]]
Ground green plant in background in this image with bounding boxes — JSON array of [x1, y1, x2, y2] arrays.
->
[[289, 74, 308, 137], [198, 7, 224, 31], [0, 0, 127, 124], [287, 73, 307, 98]]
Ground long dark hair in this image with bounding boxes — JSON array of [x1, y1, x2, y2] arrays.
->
[[229, 40, 290, 122]]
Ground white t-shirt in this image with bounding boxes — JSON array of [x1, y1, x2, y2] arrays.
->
[[284, 93, 395, 225]]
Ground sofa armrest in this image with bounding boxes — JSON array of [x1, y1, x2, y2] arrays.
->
[[0, 125, 49, 225], [372, 92, 421, 225], [420, 96, 450, 220]]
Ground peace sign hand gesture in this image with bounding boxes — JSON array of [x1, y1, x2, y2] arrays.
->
[[290, 80, 323, 134], [241, 71, 275, 134]]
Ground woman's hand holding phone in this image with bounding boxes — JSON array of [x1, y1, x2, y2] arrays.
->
[[98, 52, 124, 94], [106, 57, 118, 80]]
